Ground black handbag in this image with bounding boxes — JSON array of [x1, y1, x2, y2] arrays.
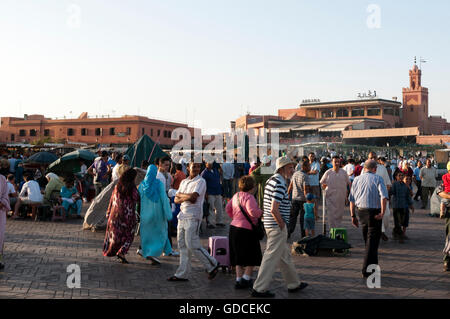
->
[[236, 193, 265, 240]]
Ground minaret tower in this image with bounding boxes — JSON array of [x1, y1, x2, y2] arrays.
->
[[402, 57, 429, 133]]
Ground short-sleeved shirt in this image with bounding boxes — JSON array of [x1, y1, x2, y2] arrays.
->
[[263, 174, 291, 228], [413, 167, 421, 181], [343, 164, 355, 181], [349, 172, 388, 209], [291, 171, 309, 201], [420, 167, 437, 188], [303, 202, 315, 219], [308, 161, 320, 186], [176, 175, 207, 221], [201, 168, 222, 196], [90, 159, 109, 183]]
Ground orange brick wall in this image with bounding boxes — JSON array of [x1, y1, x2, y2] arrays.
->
[[416, 135, 450, 145], [0, 115, 195, 146]]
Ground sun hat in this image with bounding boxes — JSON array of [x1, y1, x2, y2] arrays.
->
[[275, 156, 296, 172]]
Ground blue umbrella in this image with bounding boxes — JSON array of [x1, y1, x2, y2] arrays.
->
[[24, 151, 58, 165]]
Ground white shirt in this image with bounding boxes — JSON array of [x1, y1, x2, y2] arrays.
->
[[80, 164, 87, 177], [176, 175, 206, 220], [343, 164, 355, 180], [112, 165, 121, 181], [7, 181, 16, 195], [19, 180, 43, 202], [157, 171, 172, 193]]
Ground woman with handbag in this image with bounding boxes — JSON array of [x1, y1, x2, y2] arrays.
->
[[225, 175, 263, 289]]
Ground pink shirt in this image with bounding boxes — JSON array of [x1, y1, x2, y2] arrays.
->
[[226, 192, 262, 230]]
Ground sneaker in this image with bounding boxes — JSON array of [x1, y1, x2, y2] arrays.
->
[[288, 282, 309, 293], [250, 289, 275, 298]]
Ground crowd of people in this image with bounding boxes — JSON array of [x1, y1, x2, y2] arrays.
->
[[0, 148, 449, 296]]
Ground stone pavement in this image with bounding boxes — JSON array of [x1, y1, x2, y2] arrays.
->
[[1, 200, 449, 299]]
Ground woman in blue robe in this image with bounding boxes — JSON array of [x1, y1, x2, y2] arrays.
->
[[60, 177, 82, 218], [138, 165, 173, 263]]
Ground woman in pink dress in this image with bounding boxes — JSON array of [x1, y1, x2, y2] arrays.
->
[[226, 175, 263, 289]]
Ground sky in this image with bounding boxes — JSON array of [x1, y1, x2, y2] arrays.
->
[[1, 0, 449, 134]]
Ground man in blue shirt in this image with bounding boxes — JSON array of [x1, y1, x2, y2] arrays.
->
[[349, 160, 388, 278], [201, 162, 225, 228], [413, 160, 423, 201], [307, 153, 321, 207], [222, 158, 235, 200]]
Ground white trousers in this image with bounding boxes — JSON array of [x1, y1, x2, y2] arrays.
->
[[174, 219, 218, 279]]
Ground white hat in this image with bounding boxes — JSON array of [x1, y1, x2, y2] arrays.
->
[[275, 156, 296, 172]]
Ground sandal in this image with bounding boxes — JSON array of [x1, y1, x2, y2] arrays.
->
[[167, 276, 189, 282], [208, 263, 220, 280]]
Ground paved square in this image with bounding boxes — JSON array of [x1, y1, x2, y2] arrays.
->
[[1, 201, 449, 299]]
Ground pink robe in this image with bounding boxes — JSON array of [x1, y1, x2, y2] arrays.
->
[[0, 175, 11, 256]]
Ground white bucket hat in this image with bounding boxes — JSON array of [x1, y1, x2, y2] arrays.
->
[[275, 156, 296, 172]]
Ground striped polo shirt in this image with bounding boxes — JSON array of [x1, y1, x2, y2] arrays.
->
[[263, 174, 291, 228]]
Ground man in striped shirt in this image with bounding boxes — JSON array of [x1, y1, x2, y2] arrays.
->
[[349, 160, 388, 278], [251, 157, 308, 298]]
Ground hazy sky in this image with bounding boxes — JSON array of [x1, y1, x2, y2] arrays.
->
[[1, 0, 449, 134]]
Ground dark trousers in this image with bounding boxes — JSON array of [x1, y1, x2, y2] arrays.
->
[[223, 179, 233, 199], [393, 208, 407, 236], [421, 186, 435, 208], [414, 180, 422, 200], [288, 200, 306, 238], [357, 208, 382, 275]]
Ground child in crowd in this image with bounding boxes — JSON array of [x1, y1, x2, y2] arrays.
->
[[389, 172, 413, 243], [440, 162, 450, 219], [303, 194, 316, 237], [403, 175, 415, 239]]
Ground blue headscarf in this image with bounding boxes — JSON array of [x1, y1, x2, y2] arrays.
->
[[139, 165, 162, 203]]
